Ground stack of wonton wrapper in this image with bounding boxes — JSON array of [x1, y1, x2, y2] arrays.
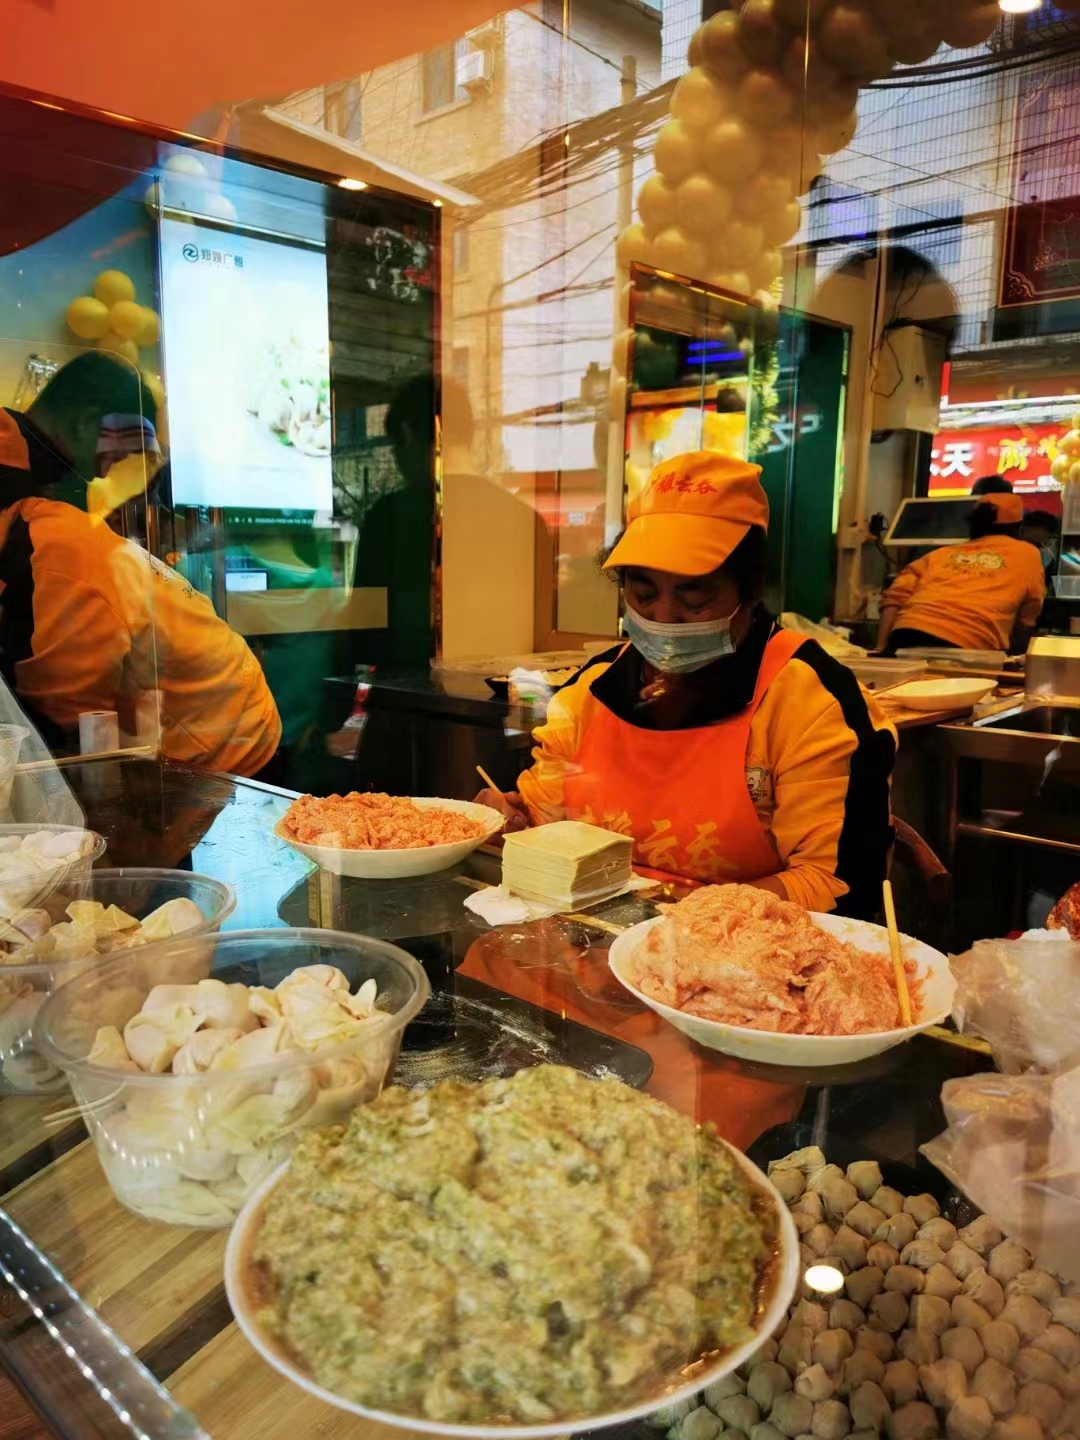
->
[[501, 821, 633, 909]]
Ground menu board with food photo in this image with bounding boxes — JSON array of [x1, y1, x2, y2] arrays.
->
[[158, 214, 332, 512]]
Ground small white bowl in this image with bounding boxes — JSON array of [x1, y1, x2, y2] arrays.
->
[[224, 1138, 800, 1439], [885, 677, 995, 712], [609, 911, 955, 1068], [274, 798, 504, 879]]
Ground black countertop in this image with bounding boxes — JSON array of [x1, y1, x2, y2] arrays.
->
[[326, 669, 510, 725]]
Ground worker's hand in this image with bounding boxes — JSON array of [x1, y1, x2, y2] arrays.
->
[[474, 788, 531, 835]]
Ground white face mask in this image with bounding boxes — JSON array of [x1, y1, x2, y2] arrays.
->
[[622, 602, 741, 674]]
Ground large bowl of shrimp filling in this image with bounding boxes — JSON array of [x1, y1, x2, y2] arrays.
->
[[274, 792, 505, 879]]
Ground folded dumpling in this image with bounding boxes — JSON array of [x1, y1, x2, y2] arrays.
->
[[87, 1025, 141, 1072], [172, 1026, 245, 1075], [193, 979, 258, 1032]]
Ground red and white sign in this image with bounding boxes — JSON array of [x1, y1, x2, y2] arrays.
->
[[929, 423, 1065, 512]]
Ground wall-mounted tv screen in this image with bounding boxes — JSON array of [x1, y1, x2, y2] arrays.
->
[[159, 214, 332, 511]]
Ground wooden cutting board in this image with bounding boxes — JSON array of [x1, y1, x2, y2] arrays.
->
[[168, 1326, 440, 1440], [2, 1141, 227, 1357]]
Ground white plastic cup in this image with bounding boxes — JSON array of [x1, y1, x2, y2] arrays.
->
[[78, 711, 120, 755]]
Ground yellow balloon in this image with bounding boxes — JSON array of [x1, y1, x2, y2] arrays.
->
[[615, 223, 653, 270], [713, 220, 764, 271], [108, 299, 146, 340], [135, 307, 161, 347], [1069, 460, 1080, 486], [676, 173, 733, 237], [97, 333, 140, 365], [141, 370, 166, 411], [1051, 454, 1070, 484], [652, 227, 708, 279], [670, 67, 732, 133], [94, 270, 136, 307], [1061, 429, 1080, 458], [66, 295, 111, 340], [637, 176, 679, 237], [654, 120, 701, 186], [702, 117, 765, 184]]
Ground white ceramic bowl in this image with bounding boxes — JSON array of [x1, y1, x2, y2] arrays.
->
[[885, 677, 996, 712], [274, 798, 504, 879], [224, 1136, 799, 1438], [609, 912, 955, 1068]]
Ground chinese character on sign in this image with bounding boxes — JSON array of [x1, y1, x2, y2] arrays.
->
[[211, 250, 222, 263], [234, 255, 244, 269], [200, 248, 211, 261], [932, 441, 976, 479], [997, 438, 1031, 472], [1037, 434, 1061, 462]]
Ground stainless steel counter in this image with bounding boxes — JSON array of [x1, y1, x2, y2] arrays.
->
[[938, 696, 1080, 940]]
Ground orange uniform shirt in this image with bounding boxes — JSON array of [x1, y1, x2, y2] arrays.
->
[[886, 534, 1045, 651], [518, 632, 896, 916], [0, 496, 281, 777]]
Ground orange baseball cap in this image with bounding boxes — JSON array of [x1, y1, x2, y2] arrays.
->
[[604, 451, 769, 576], [982, 492, 1024, 525]]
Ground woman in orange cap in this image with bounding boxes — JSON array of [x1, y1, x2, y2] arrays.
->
[[876, 493, 1046, 656], [478, 451, 896, 921]]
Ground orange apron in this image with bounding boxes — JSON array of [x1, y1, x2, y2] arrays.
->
[[563, 628, 806, 886]]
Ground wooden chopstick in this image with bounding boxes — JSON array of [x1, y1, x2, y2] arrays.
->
[[882, 878, 913, 1026], [475, 765, 504, 799]]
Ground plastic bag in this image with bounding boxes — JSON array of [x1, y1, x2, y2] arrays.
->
[[779, 613, 868, 659], [950, 937, 1080, 1074], [922, 1065, 1080, 1284], [922, 936, 1080, 1283]]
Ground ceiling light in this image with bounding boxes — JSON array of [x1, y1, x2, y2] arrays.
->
[[999, 0, 1042, 13], [804, 1265, 846, 1295], [337, 177, 367, 191]]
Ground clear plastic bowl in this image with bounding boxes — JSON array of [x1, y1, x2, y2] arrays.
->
[[33, 928, 430, 1227], [0, 866, 234, 1095], [0, 822, 107, 912]]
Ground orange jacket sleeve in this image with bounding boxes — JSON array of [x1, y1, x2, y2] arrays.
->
[[14, 572, 131, 730], [517, 674, 595, 825], [750, 655, 896, 916]]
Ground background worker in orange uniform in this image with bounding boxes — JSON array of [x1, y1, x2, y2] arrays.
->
[[876, 493, 1046, 656], [0, 353, 281, 777], [478, 452, 896, 921]]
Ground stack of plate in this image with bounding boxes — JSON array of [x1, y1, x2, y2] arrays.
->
[[502, 821, 633, 909]]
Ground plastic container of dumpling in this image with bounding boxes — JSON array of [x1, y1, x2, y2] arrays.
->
[[0, 823, 106, 913], [0, 867, 234, 1095], [33, 928, 430, 1227], [0, 726, 29, 819]]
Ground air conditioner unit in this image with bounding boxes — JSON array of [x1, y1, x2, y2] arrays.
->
[[455, 48, 492, 91], [872, 325, 947, 434], [466, 19, 499, 46]]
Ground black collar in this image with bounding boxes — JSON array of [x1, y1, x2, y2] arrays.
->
[[588, 605, 778, 730]]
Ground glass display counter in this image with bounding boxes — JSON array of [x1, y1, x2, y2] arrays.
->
[[0, 756, 993, 1440]]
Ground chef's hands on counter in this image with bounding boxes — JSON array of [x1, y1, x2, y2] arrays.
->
[[475, 788, 531, 835]]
